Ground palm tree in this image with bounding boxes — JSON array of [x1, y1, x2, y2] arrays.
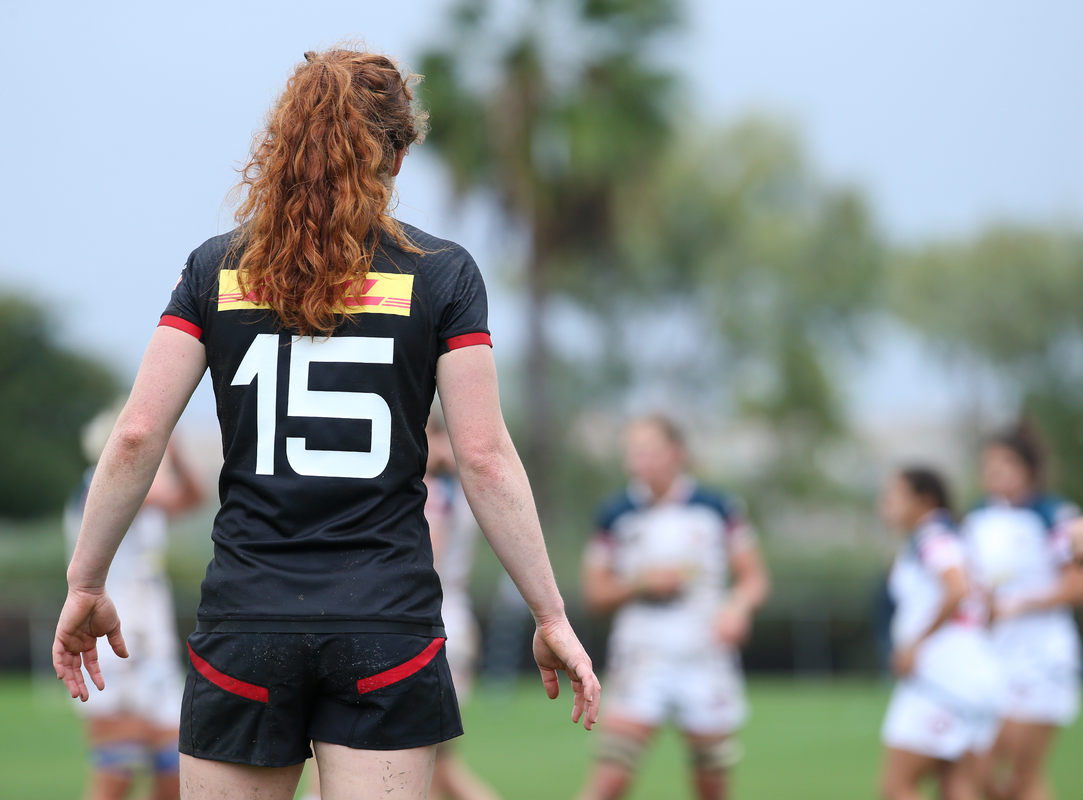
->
[[419, 0, 677, 514]]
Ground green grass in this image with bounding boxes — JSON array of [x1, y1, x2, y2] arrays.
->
[[4, 676, 1082, 799]]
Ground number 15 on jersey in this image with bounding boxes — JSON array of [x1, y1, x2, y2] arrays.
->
[[231, 335, 394, 479]]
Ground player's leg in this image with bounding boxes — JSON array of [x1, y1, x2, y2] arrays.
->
[[85, 714, 150, 800], [675, 649, 746, 800], [879, 747, 940, 800], [149, 724, 181, 800], [300, 755, 322, 800], [179, 754, 304, 800], [431, 608, 501, 800], [576, 717, 657, 800], [431, 742, 502, 800], [313, 741, 436, 800], [937, 752, 981, 800], [141, 586, 184, 800], [993, 720, 1056, 800], [683, 732, 734, 800]]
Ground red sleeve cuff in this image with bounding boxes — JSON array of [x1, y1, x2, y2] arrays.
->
[[445, 332, 492, 351], [159, 314, 203, 340]]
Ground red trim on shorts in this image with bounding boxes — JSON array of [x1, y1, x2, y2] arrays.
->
[[187, 642, 269, 703], [445, 333, 492, 351], [159, 314, 203, 340], [357, 637, 445, 695]]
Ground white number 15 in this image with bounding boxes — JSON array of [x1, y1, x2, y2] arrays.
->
[[231, 335, 394, 479]]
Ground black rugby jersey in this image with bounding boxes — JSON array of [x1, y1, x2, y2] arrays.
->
[[160, 223, 491, 629]]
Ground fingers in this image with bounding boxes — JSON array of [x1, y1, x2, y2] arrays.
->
[[566, 660, 600, 731], [539, 666, 560, 700], [84, 645, 105, 692], [581, 671, 601, 731], [107, 627, 128, 660], [63, 653, 89, 702]]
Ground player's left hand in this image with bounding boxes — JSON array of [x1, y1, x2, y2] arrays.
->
[[1069, 518, 1083, 563], [533, 617, 601, 731], [890, 644, 918, 677], [52, 588, 128, 702], [992, 597, 1031, 621], [714, 602, 752, 647]]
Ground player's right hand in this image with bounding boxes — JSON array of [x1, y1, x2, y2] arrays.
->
[[532, 617, 601, 731], [52, 588, 128, 702], [638, 566, 685, 601]]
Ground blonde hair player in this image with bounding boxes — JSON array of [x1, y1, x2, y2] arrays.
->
[[65, 403, 204, 800], [53, 45, 598, 800], [576, 415, 770, 800]]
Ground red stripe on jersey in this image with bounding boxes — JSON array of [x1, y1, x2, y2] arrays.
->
[[159, 315, 203, 340], [446, 333, 492, 351], [187, 642, 269, 703], [357, 638, 445, 695]]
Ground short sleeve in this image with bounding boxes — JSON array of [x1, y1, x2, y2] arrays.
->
[[722, 495, 758, 553], [918, 530, 965, 575], [1045, 499, 1079, 565], [159, 251, 205, 341], [437, 254, 491, 355], [584, 495, 631, 571]]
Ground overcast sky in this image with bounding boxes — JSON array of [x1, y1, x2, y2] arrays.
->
[[1, 0, 1080, 426]]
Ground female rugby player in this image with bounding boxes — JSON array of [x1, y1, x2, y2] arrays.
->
[[53, 47, 599, 800], [963, 425, 1083, 800], [577, 415, 769, 800], [878, 468, 1002, 800]]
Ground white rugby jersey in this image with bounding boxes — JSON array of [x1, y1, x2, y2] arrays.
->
[[963, 497, 1082, 675], [890, 510, 1003, 708], [423, 474, 480, 603], [889, 510, 983, 650], [64, 470, 170, 590], [587, 476, 756, 657]]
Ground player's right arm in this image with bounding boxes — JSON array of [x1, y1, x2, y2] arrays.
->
[[144, 438, 205, 517], [54, 326, 206, 701], [436, 344, 599, 731], [581, 557, 684, 615]]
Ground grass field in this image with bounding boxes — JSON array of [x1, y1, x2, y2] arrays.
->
[[2, 676, 1081, 799]]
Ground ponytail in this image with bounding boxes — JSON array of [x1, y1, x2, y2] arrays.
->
[[231, 47, 428, 336]]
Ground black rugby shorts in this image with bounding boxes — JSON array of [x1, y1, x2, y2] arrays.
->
[[179, 630, 462, 767]]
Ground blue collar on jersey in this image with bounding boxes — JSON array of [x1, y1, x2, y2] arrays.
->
[[627, 474, 696, 508], [904, 508, 956, 558]]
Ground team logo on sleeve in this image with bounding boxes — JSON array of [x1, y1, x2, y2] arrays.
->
[[216, 270, 413, 316]]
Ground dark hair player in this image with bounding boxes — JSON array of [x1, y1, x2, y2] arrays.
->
[[53, 46, 599, 800]]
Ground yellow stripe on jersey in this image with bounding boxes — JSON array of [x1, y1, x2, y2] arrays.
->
[[216, 270, 414, 316]]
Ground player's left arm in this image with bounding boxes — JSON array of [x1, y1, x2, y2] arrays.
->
[[54, 326, 207, 701], [1001, 563, 1083, 616], [1001, 510, 1083, 616], [1069, 518, 1083, 564], [144, 438, 205, 517], [893, 565, 967, 676], [715, 541, 771, 647]]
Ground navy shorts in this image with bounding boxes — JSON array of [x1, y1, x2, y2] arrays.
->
[[179, 628, 462, 767]]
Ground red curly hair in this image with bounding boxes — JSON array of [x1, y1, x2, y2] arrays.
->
[[231, 47, 427, 336]]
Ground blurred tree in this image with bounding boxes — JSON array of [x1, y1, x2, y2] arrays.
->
[[419, 0, 677, 516], [0, 296, 118, 518], [889, 226, 1083, 499], [611, 120, 883, 494]]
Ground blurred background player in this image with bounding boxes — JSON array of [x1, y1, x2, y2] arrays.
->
[[64, 404, 204, 800], [962, 423, 1083, 800], [877, 468, 1003, 800], [576, 415, 770, 800], [302, 407, 500, 800], [424, 407, 502, 800]]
